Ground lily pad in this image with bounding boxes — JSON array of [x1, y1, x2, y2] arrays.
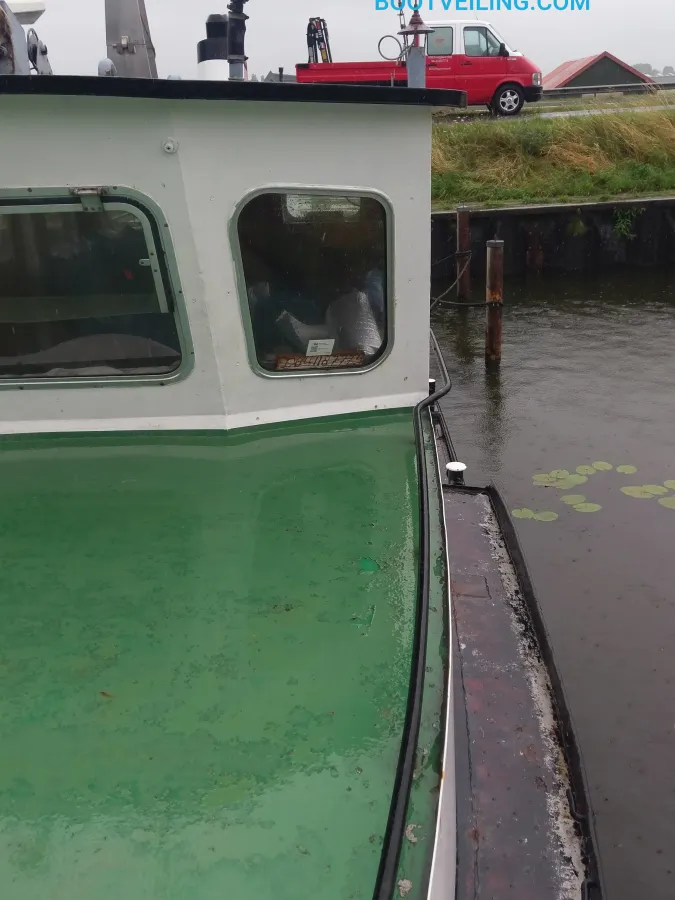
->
[[664, 480, 675, 491], [592, 461, 613, 471], [621, 486, 654, 499], [643, 485, 668, 496], [553, 474, 588, 490], [512, 508, 535, 519], [560, 494, 586, 505], [658, 496, 675, 509], [549, 469, 570, 478], [576, 465, 596, 476], [532, 474, 556, 485], [573, 502, 602, 513], [616, 465, 637, 474], [533, 511, 559, 522]]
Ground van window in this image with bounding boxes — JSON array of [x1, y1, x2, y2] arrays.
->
[[463, 26, 502, 58], [427, 27, 453, 57], [0, 205, 181, 379], [237, 192, 388, 374]]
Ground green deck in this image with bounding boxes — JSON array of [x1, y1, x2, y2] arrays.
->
[[0, 411, 421, 900]]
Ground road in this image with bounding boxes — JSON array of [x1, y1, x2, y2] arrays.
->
[[434, 103, 672, 124]]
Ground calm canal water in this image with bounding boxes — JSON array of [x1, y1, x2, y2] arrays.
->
[[434, 269, 675, 900]]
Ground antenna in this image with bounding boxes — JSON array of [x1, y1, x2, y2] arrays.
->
[[394, 0, 408, 51], [104, 0, 157, 78]]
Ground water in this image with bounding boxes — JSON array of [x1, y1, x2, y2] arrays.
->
[[434, 269, 675, 900]]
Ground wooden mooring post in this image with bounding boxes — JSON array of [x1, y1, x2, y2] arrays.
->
[[456, 205, 471, 303], [485, 239, 504, 364]]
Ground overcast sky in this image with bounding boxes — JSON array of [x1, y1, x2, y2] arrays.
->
[[35, 0, 674, 80]]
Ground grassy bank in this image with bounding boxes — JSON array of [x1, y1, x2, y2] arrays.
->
[[432, 105, 675, 209]]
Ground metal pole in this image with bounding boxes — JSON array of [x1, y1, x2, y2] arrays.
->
[[399, 9, 432, 88], [227, 0, 249, 81], [406, 44, 426, 88], [485, 239, 504, 364], [456, 205, 471, 303]]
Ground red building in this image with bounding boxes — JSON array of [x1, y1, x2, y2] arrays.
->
[[544, 52, 653, 90]]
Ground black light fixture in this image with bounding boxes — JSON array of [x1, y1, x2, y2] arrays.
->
[[197, 14, 229, 81]]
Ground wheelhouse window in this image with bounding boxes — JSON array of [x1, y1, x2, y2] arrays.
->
[[237, 192, 388, 373], [463, 26, 502, 58], [0, 204, 181, 379], [427, 27, 453, 57]]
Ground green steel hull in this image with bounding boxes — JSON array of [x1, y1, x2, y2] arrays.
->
[[0, 411, 442, 900]]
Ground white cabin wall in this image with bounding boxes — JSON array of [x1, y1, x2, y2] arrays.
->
[[0, 94, 432, 434], [175, 99, 432, 429], [0, 95, 225, 430]]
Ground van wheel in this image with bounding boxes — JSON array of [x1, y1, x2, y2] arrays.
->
[[493, 84, 524, 116]]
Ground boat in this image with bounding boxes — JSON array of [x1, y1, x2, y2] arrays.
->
[[0, 2, 604, 898]]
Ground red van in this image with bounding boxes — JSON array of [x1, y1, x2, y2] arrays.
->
[[296, 19, 543, 116]]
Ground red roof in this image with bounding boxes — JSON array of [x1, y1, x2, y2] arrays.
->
[[543, 52, 654, 89]]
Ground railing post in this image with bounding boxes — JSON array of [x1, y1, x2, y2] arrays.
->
[[485, 239, 504, 364], [456, 205, 471, 303]]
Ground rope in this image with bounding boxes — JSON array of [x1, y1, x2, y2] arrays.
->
[[430, 254, 472, 310], [431, 249, 471, 269], [441, 299, 490, 308]]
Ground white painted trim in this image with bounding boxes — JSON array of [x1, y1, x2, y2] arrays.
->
[[427, 434, 457, 900], [225, 392, 424, 429], [0, 392, 424, 436]]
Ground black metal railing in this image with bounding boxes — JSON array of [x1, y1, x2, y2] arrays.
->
[[373, 334, 453, 900]]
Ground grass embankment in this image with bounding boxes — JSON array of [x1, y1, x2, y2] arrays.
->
[[432, 103, 675, 209]]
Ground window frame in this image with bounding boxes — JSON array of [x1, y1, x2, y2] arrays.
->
[[230, 185, 396, 379], [426, 27, 454, 58], [0, 188, 192, 390]]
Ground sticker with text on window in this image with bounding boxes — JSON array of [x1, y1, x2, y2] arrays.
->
[[276, 352, 366, 371], [306, 339, 335, 357]]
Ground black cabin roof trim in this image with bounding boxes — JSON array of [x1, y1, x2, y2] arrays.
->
[[0, 75, 466, 108]]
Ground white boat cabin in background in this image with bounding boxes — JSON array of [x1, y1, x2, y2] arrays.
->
[[0, 78, 462, 434]]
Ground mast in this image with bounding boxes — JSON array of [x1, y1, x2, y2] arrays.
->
[[104, 0, 157, 78]]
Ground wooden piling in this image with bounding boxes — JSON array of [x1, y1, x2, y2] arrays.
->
[[485, 239, 504, 364], [456, 205, 471, 303]]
